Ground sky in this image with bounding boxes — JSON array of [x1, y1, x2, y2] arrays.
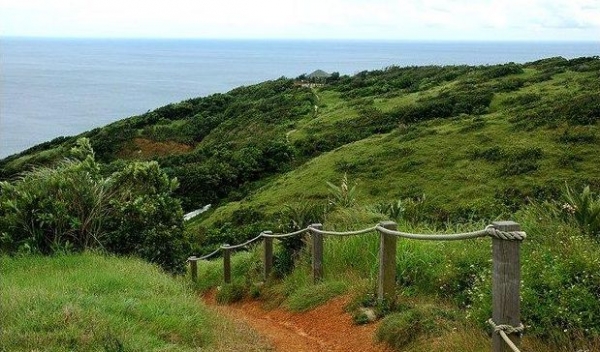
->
[[1, 0, 599, 41]]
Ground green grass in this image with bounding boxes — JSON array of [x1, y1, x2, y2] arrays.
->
[[0, 252, 269, 351], [286, 280, 348, 312]]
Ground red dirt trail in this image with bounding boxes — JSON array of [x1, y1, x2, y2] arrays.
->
[[203, 291, 393, 352]]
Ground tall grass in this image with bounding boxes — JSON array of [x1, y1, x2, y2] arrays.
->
[[0, 252, 269, 351]]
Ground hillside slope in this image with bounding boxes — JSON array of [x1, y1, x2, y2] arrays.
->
[[1, 57, 599, 230]]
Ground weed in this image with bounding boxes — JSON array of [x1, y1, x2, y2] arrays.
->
[[216, 282, 246, 304]]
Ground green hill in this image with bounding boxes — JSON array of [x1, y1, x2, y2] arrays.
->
[[3, 56, 598, 229]]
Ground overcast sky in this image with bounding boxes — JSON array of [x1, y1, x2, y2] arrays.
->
[[1, 0, 599, 41]]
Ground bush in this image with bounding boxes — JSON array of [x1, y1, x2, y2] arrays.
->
[[0, 139, 109, 254], [273, 202, 328, 277], [0, 138, 189, 273]]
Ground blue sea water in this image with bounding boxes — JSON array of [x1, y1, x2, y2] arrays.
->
[[1, 38, 598, 158]]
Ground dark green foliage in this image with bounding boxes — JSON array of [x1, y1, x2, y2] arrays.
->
[[494, 77, 525, 92], [103, 161, 188, 274], [501, 93, 541, 108], [273, 202, 327, 277], [479, 62, 523, 79], [388, 84, 494, 124], [329, 65, 473, 98], [87, 125, 137, 162], [556, 93, 600, 125], [558, 128, 597, 144], [0, 139, 188, 273], [171, 139, 294, 209], [511, 92, 600, 128]]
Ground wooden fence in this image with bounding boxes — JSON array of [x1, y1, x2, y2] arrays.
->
[[188, 220, 526, 352]]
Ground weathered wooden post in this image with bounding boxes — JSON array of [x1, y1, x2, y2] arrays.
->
[[310, 223, 324, 283], [263, 232, 273, 281], [491, 221, 522, 352], [223, 245, 231, 284], [189, 256, 198, 284], [377, 221, 397, 304]]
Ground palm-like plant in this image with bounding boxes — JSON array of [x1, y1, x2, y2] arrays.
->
[[326, 173, 357, 208], [563, 183, 600, 237]]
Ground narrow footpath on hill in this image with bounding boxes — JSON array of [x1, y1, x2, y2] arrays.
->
[[203, 291, 393, 352]]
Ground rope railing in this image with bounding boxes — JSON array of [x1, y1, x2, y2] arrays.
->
[[375, 224, 527, 241], [261, 228, 309, 238], [188, 247, 221, 261], [221, 233, 264, 250], [308, 225, 377, 236], [188, 224, 526, 260], [187, 220, 526, 352]]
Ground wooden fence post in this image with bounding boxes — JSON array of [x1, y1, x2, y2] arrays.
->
[[263, 232, 273, 281], [223, 245, 231, 284], [310, 223, 324, 284], [378, 221, 397, 304], [189, 256, 198, 284], [491, 221, 522, 352]]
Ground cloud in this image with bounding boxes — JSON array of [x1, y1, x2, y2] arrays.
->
[[1, 0, 598, 40]]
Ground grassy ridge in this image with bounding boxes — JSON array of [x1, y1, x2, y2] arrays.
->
[[0, 253, 268, 351]]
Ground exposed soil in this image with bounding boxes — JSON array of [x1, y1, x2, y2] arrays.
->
[[118, 138, 193, 159], [203, 291, 393, 352]]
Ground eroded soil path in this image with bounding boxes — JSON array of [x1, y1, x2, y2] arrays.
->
[[203, 291, 393, 352]]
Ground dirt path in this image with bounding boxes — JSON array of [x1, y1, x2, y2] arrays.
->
[[203, 292, 393, 352]]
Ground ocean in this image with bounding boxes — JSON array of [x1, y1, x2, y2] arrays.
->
[[1, 38, 598, 158]]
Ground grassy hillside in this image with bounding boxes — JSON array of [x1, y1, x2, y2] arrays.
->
[[0, 253, 269, 351], [2, 57, 598, 224]]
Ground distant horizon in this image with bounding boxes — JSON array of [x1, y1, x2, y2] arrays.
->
[[3, 36, 600, 43]]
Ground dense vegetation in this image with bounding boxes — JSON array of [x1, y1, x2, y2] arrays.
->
[[0, 139, 188, 273], [1, 56, 600, 350]]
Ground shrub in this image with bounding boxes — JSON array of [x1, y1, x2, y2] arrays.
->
[[0, 139, 109, 254], [273, 202, 328, 277], [0, 138, 188, 273]]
